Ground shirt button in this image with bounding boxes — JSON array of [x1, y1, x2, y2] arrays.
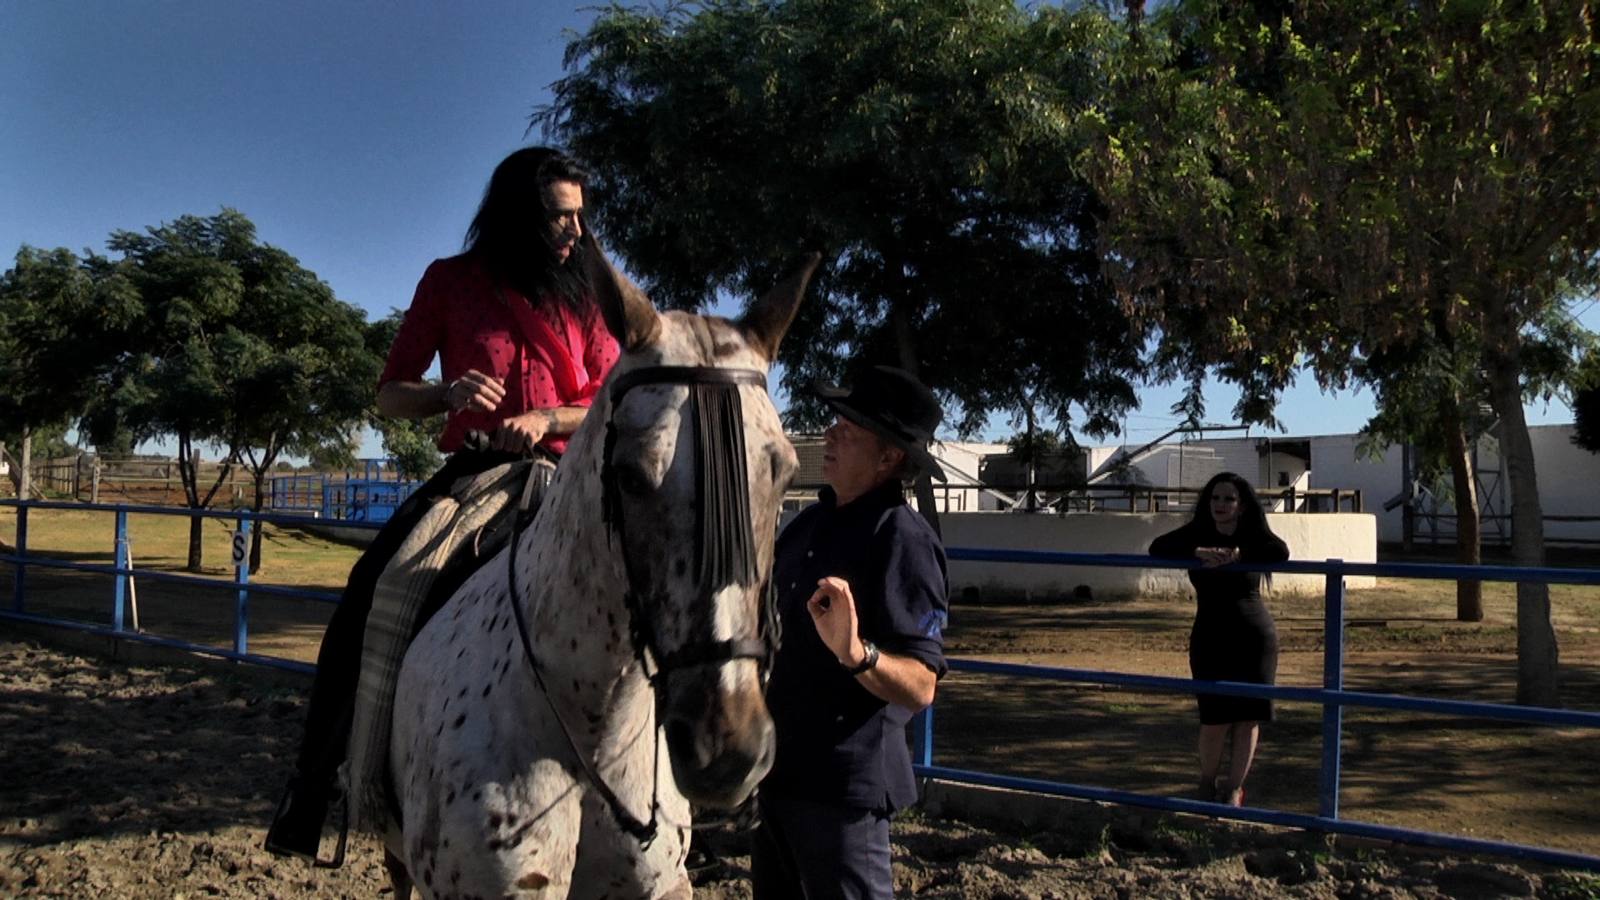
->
[[806, 551, 813, 558], [788, 582, 796, 590]]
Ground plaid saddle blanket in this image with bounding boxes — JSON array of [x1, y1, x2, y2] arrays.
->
[[344, 457, 553, 834]]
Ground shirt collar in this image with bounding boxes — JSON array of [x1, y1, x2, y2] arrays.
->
[[819, 479, 904, 514]]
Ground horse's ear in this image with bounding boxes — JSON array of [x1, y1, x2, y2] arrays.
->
[[739, 252, 821, 362], [581, 235, 661, 351]]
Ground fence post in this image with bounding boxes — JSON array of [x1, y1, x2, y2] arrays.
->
[[232, 517, 251, 655], [12, 503, 27, 612], [912, 705, 934, 769], [19, 427, 31, 501], [1319, 559, 1346, 820], [113, 510, 129, 631]]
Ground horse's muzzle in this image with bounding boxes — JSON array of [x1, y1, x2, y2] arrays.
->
[[661, 674, 775, 809]]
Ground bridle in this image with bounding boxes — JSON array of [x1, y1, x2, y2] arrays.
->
[[505, 363, 782, 845]]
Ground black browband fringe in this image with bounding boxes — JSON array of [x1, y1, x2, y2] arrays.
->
[[694, 382, 758, 593]]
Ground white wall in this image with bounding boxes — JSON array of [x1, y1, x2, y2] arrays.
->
[[1302, 433, 1402, 538], [939, 511, 1376, 601], [1299, 424, 1600, 545], [1491, 424, 1600, 545]]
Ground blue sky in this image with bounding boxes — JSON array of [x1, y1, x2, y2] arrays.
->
[[3, 2, 1590, 459]]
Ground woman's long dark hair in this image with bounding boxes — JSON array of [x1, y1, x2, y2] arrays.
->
[[1193, 471, 1277, 541], [464, 146, 593, 314]]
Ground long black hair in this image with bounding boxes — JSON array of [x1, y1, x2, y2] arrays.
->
[[1192, 471, 1277, 540], [463, 146, 593, 312]]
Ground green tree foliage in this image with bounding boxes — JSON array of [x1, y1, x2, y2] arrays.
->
[[1574, 349, 1600, 454], [539, 0, 1141, 440], [0, 246, 141, 490], [1090, 0, 1600, 704], [84, 210, 380, 572], [1358, 312, 1588, 621], [365, 310, 444, 481], [225, 245, 380, 571]]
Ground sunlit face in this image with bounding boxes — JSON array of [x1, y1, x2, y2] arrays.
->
[[821, 417, 904, 506], [1209, 481, 1242, 530], [540, 179, 584, 263]]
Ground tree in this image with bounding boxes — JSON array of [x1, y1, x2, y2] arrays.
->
[[0, 246, 141, 498], [540, 0, 1143, 454], [1573, 348, 1600, 454], [1359, 309, 1587, 622], [365, 310, 444, 481], [86, 210, 378, 573], [1090, 0, 1600, 705], [223, 244, 383, 572], [1359, 336, 1493, 621]]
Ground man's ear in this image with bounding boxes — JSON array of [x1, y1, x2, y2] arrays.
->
[[880, 445, 908, 474]]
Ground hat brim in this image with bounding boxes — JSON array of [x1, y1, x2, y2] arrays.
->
[[818, 395, 946, 482]]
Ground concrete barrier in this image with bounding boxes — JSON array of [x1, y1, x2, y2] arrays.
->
[[940, 512, 1377, 601]]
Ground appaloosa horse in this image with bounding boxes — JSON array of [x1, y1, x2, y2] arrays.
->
[[385, 242, 819, 899]]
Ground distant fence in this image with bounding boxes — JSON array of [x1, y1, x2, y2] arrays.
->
[[786, 481, 1364, 516], [12, 454, 423, 523], [268, 460, 418, 524], [22, 453, 255, 506]]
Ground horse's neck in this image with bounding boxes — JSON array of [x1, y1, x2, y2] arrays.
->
[[517, 424, 634, 686]]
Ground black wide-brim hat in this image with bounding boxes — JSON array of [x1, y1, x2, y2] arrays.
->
[[814, 365, 945, 481]]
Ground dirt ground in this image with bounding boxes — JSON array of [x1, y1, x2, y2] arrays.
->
[[2, 638, 1598, 900], [3, 595, 1600, 898]]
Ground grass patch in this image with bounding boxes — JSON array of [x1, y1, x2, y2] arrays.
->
[[0, 506, 360, 587]]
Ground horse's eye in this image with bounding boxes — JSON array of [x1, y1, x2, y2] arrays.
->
[[615, 465, 653, 496]]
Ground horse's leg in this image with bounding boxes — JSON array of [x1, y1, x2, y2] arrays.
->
[[569, 800, 692, 900], [656, 874, 693, 900], [384, 847, 414, 900]]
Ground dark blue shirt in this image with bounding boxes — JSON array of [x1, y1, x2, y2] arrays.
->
[[761, 481, 948, 811]]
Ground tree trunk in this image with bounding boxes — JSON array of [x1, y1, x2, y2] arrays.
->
[[1484, 339, 1558, 706], [247, 446, 278, 575], [1023, 404, 1039, 513], [888, 284, 941, 537], [249, 472, 267, 574], [19, 428, 31, 501], [180, 445, 205, 573], [1440, 403, 1483, 621]]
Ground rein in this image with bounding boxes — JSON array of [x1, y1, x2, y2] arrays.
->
[[504, 363, 781, 845]]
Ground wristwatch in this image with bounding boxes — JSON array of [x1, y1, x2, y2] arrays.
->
[[842, 640, 879, 676]]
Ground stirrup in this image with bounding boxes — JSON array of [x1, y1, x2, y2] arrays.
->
[[263, 780, 348, 869], [315, 789, 350, 869]]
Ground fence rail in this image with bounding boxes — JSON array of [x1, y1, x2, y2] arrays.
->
[[2, 498, 1597, 871]]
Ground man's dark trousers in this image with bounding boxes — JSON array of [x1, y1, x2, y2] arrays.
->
[[750, 792, 893, 900]]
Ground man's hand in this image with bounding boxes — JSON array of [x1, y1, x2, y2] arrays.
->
[[807, 576, 870, 668], [491, 409, 552, 455], [446, 370, 506, 414]]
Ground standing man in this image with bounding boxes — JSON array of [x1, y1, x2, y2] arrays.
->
[[752, 365, 949, 900]]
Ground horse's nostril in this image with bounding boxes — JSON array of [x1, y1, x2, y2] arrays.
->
[[665, 717, 716, 770]]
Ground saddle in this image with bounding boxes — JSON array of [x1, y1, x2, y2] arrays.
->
[[344, 456, 553, 835]]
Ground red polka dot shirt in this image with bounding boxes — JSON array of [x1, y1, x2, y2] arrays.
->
[[378, 254, 621, 454]]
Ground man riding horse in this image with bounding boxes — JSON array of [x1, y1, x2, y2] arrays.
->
[[265, 146, 619, 862]]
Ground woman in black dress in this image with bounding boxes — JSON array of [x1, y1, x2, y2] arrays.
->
[[1149, 471, 1288, 806]]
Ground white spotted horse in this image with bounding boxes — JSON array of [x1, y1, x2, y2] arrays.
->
[[385, 239, 820, 899]]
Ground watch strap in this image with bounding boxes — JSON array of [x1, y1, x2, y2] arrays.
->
[[843, 640, 879, 676]]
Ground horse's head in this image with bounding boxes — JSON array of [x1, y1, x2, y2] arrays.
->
[[584, 239, 818, 809]]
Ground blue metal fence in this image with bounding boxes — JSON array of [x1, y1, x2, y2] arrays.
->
[[267, 462, 420, 524], [918, 548, 1600, 871], [2, 498, 1598, 869], [1, 499, 378, 675]]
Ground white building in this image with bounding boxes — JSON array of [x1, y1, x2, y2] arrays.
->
[[1086, 423, 1599, 546]]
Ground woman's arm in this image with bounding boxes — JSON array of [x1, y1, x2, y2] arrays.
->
[[1149, 525, 1198, 559]]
